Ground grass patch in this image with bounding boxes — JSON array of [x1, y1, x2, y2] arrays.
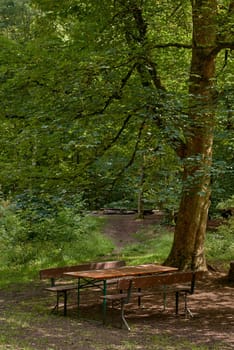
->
[[119, 221, 233, 269], [150, 334, 224, 350], [120, 225, 174, 265]]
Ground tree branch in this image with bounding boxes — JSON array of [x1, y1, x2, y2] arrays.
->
[[103, 115, 133, 151], [211, 41, 234, 55], [152, 42, 192, 49], [151, 41, 234, 56], [110, 117, 147, 189], [81, 63, 137, 118]]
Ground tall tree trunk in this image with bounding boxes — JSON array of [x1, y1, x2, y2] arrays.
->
[[165, 0, 218, 270], [137, 161, 145, 219]]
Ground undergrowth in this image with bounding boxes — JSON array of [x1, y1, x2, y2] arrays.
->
[[119, 219, 233, 269]]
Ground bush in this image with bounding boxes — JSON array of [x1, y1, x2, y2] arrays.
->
[[0, 196, 114, 267], [206, 217, 234, 263]]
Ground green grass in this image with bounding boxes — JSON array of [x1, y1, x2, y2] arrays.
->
[[1, 217, 233, 289], [118, 221, 234, 269], [105, 335, 221, 350], [120, 225, 173, 265]]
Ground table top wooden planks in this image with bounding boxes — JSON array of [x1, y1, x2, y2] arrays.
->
[[64, 264, 178, 280]]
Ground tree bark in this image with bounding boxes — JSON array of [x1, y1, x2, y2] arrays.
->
[[165, 0, 218, 270]]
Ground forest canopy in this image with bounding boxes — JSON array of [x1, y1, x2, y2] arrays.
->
[[0, 0, 233, 269]]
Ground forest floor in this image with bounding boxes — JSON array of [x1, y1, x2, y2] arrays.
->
[[0, 213, 233, 350]]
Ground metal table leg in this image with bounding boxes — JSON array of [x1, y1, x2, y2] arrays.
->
[[77, 278, 81, 317], [102, 280, 107, 324]]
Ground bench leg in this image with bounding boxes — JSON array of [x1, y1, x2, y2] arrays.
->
[[51, 293, 60, 314], [77, 278, 81, 318], [184, 293, 193, 318], [175, 291, 179, 315], [163, 286, 167, 311], [163, 295, 167, 311], [51, 291, 67, 316], [175, 292, 193, 318], [121, 301, 130, 331], [63, 291, 67, 316], [138, 288, 141, 307]]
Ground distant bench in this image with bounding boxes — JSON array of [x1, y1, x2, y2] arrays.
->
[[102, 270, 204, 330], [101, 208, 154, 215], [39, 260, 126, 315]]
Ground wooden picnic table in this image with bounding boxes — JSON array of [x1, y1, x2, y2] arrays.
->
[[64, 263, 178, 322]]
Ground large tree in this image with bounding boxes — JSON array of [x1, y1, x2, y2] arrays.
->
[[167, 1, 216, 269], [165, 0, 234, 269]]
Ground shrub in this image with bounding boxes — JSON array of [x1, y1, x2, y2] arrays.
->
[[0, 195, 114, 267], [206, 217, 234, 263]]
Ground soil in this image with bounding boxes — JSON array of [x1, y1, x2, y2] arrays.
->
[[0, 213, 233, 350]]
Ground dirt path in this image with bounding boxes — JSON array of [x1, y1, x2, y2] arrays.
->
[[102, 212, 223, 250], [102, 212, 165, 251]]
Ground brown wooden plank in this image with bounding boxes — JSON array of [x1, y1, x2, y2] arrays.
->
[[64, 264, 178, 280], [39, 260, 126, 280], [44, 285, 77, 292], [118, 271, 203, 290]]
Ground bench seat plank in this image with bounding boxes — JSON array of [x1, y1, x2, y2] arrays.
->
[[44, 285, 77, 292]]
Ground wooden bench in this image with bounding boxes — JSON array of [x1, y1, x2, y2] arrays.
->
[[102, 270, 204, 330], [40, 260, 125, 315]]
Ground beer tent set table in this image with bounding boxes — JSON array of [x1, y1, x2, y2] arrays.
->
[[64, 263, 178, 323]]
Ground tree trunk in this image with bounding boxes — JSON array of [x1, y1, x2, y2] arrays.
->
[[137, 163, 145, 219], [165, 0, 218, 270]]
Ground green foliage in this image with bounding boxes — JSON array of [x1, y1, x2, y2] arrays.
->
[[216, 195, 234, 210], [0, 196, 114, 267], [0, 0, 233, 272], [0, 0, 32, 41], [206, 217, 234, 264], [1, 0, 188, 206], [0, 0, 232, 214]]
